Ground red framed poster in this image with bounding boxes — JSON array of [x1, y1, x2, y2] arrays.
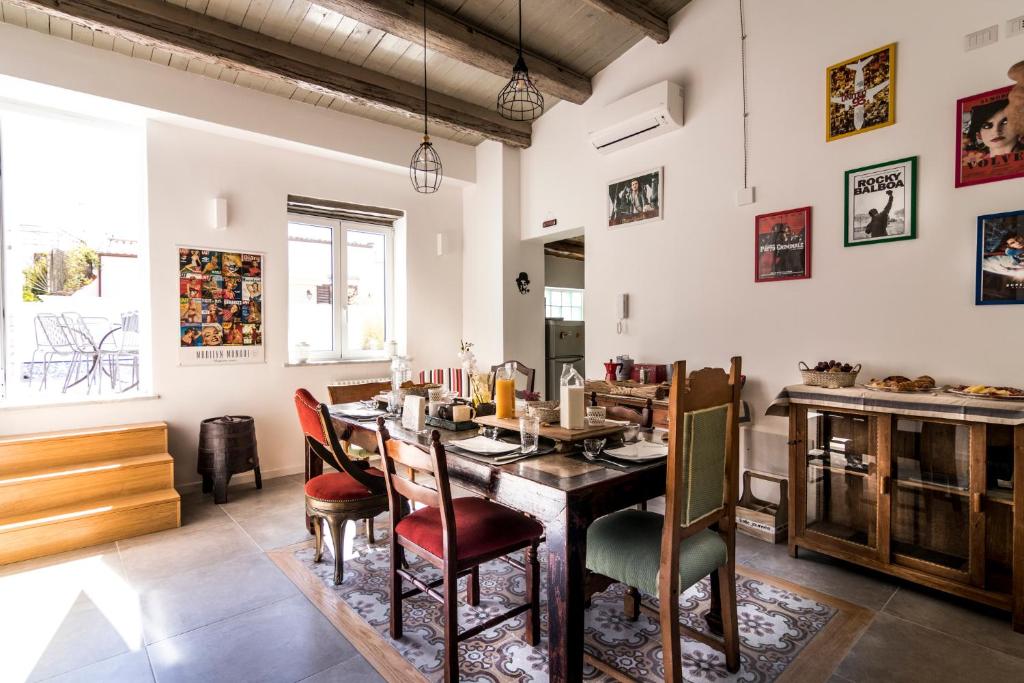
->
[[955, 86, 1024, 188], [755, 207, 812, 283]]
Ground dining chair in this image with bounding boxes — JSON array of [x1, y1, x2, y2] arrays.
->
[[589, 392, 655, 429], [488, 360, 536, 395], [294, 388, 389, 585], [585, 357, 743, 678], [32, 314, 76, 390], [417, 368, 467, 397], [376, 421, 543, 682], [326, 379, 392, 405]]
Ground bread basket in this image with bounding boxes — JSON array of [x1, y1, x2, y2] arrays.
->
[[799, 362, 861, 389], [526, 400, 560, 424]]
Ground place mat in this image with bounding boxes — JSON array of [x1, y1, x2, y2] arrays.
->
[[518, 455, 603, 478], [604, 441, 669, 462], [271, 533, 872, 683], [447, 435, 520, 455]]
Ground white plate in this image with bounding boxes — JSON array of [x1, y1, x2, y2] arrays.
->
[[604, 441, 669, 462], [449, 436, 520, 455], [331, 407, 385, 419]]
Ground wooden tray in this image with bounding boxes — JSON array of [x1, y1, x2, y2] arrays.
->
[[473, 414, 626, 443], [425, 416, 478, 432]]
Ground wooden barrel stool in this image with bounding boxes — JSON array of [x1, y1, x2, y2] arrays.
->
[[198, 415, 261, 504]]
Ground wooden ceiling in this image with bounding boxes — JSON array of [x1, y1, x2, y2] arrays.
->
[[0, 0, 691, 147]]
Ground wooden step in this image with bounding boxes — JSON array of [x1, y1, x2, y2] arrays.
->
[[0, 422, 168, 474], [0, 489, 180, 565], [0, 453, 174, 517]]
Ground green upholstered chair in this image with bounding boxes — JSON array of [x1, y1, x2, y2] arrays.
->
[[585, 358, 743, 680]]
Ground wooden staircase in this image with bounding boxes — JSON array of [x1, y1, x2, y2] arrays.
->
[[0, 422, 180, 565]]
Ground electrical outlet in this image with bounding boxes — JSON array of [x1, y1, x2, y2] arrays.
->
[[965, 25, 999, 51], [1008, 15, 1024, 38]]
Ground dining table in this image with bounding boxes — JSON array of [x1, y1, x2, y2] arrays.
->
[[313, 403, 670, 683]]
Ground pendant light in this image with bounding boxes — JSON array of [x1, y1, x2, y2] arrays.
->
[[497, 0, 544, 121], [410, 0, 442, 193]]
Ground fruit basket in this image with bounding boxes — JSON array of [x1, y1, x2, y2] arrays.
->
[[526, 400, 560, 423], [799, 361, 860, 389]]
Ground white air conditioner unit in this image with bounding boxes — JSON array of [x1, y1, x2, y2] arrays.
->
[[587, 81, 684, 154]]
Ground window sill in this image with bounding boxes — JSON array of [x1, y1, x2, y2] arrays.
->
[[284, 358, 391, 368], [0, 393, 161, 412]]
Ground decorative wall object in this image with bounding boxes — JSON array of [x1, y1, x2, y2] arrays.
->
[[955, 86, 1024, 188], [754, 207, 811, 282], [976, 210, 1024, 305], [826, 43, 896, 142], [607, 168, 662, 228], [844, 157, 916, 247], [179, 247, 264, 364], [1009, 60, 1024, 140], [516, 272, 531, 294]]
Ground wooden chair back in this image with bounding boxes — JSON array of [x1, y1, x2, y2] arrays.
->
[[293, 388, 385, 494], [377, 421, 458, 560], [326, 379, 392, 405], [660, 356, 742, 565], [489, 360, 536, 395]]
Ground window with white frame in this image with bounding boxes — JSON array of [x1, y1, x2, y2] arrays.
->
[[545, 287, 584, 321], [0, 107, 148, 404], [287, 214, 393, 360]]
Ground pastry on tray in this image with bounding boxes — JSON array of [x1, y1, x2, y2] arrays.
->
[[947, 384, 1024, 399], [865, 375, 936, 392]]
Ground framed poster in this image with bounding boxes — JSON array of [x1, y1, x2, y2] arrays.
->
[[607, 168, 662, 228], [179, 247, 265, 365], [844, 157, 916, 247], [826, 43, 896, 142], [755, 207, 811, 283], [955, 86, 1024, 188], [976, 210, 1024, 305]]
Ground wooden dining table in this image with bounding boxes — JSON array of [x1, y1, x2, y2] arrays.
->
[[315, 404, 668, 683]]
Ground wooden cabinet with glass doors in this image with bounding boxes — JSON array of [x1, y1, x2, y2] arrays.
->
[[788, 404, 1023, 632]]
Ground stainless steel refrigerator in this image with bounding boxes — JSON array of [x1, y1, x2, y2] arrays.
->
[[545, 319, 584, 400]]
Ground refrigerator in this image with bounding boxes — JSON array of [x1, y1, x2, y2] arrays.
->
[[545, 319, 585, 400]]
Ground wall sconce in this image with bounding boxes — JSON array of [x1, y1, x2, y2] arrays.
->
[[211, 197, 229, 230]]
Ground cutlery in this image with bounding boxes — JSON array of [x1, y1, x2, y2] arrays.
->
[[580, 451, 631, 470]]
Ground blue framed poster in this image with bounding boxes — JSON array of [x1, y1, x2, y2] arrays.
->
[[976, 210, 1024, 305]]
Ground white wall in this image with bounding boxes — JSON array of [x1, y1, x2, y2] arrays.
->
[[0, 120, 464, 488], [545, 255, 585, 289], [520, 0, 1024, 472]]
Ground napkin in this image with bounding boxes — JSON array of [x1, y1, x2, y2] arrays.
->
[[604, 441, 669, 461], [449, 436, 520, 455]]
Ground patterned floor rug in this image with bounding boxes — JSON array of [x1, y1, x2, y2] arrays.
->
[[269, 533, 870, 683]]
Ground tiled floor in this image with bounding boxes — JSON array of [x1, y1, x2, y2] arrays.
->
[[2, 475, 1022, 682]]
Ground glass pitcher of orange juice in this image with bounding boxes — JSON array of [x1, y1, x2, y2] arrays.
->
[[494, 363, 516, 419]]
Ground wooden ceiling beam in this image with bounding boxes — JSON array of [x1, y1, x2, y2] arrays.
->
[[580, 0, 670, 44], [9, 0, 531, 147], [315, 0, 591, 105]]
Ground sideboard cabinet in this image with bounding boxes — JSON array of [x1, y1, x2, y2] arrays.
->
[[784, 400, 1022, 631]]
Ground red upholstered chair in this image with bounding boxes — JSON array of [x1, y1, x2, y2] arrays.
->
[[294, 388, 388, 585], [376, 420, 543, 682]]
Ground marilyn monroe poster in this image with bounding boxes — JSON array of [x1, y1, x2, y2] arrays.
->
[[607, 168, 662, 228]]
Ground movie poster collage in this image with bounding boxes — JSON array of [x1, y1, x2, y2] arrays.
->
[[756, 44, 1024, 304], [179, 248, 263, 350]]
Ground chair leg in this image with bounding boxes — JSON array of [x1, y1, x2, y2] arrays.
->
[[467, 566, 480, 606], [660, 587, 683, 683], [706, 568, 724, 636], [326, 517, 347, 585], [623, 586, 641, 622], [443, 568, 460, 682], [718, 564, 740, 673], [525, 543, 540, 647], [390, 537, 404, 639], [365, 516, 376, 545], [313, 517, 324, 563]]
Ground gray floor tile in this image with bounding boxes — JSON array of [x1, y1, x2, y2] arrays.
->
[[882, 586, 1024, 660], [836, 612, 1024, 682], [217, 478, 305, 522], [27, 593, 140, 681], [234, 508, 318, 551], [177, 491, 233, 530], [0, 543, 123, 579], [140, 553, 298, 644], [742, 546, 898, 610], [147, 595, 356, 683], [42, 649, 154, 683], [117, 522, 261, 588], [301, 654, 385, 682]]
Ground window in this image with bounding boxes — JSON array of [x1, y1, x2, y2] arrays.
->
[[288, 214, 393, 360], [545, 287, 584, 321], [1, 108, 148, 404]]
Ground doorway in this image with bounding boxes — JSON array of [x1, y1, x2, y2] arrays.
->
[[543, 235, 584, 400]]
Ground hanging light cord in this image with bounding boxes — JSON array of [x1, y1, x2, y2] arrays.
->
[[517, 0, 523, 57], [739, 0, 749, 190], [422, 1, 428, 136]]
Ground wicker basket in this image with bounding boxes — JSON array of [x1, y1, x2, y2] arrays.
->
[[402, 383, 442, 398], [526, 400, 560, 424], [799, 362, 861, 389]]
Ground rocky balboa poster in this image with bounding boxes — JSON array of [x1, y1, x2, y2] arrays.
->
[[179, 247, 265, 364], [844, 156, 917, 247]]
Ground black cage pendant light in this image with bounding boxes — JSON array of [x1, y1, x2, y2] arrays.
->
[[497, 0, 544, 121], [410, 0, 442, 193]]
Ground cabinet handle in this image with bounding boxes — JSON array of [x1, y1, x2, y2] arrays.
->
[[786, 439, 803, 446], [971, 492, 982, 514], [881, 475, 891, 495]]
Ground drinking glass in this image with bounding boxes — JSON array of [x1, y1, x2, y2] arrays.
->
[[520, 415, 541, 454], [586, 406, 607, 427], [622, 425, 640, 442], [583, 438, 606, 459]]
